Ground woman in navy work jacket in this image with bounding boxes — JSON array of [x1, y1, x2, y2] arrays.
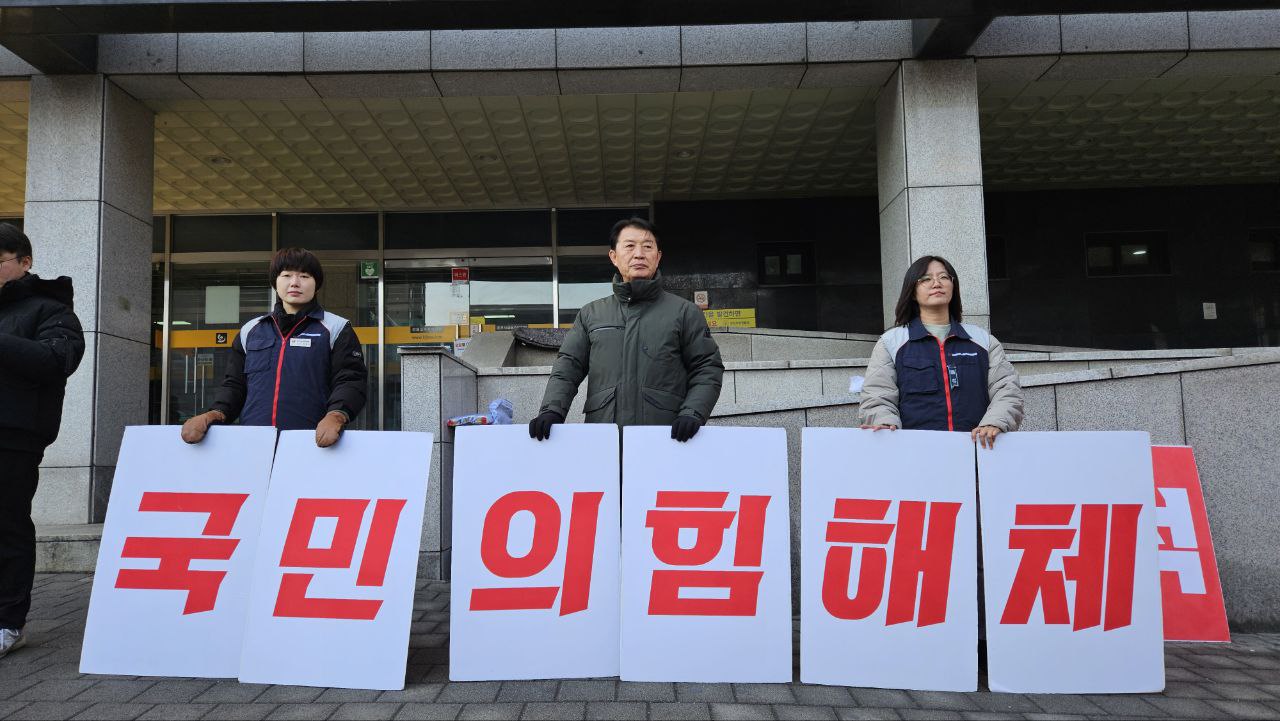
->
[[858, 255, 1023, 448], [180, 247, 368, 447]]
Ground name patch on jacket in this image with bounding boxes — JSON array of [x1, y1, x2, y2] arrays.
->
[[289, 338, 312, 348]]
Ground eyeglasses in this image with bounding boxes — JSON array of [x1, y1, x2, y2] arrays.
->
[[916, 273, 955, 286], [0, 256, 27, 267]]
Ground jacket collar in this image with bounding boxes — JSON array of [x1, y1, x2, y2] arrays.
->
[[0, 272, 75, 309], [272, 300, 324, 327], [612, 271, 663, 304], [907, 316, 970, 342]]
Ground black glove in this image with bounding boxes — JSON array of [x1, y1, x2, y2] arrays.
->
[[671, 415, 702, 442], [528, 410, 564, 441]]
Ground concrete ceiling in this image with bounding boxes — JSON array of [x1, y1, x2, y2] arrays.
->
[[0, 72, 1276, 216], [979, 73, 1280, 188], [146, 86, 881, 212]]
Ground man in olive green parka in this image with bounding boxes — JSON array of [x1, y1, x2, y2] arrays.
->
[[529, 217, 724, 442]]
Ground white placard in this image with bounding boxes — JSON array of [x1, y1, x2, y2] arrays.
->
[[80, 425, 277, 678], [449, 424, 621, 680], [800, 428, 978, 691], [621, 426, 792, 682], [978, 431, 1164, 693], [238, 430, 433, 690]]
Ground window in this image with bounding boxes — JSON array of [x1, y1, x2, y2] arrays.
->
[[1249, 228, 1280, 272], [987, 234, 1008, 280], [757, 242, 816, 285], [557, 208, 648, 247], [1085, 230, 1171, 277], [279, 213, 377, 251], [153, 217, 167, 253], [172, 215, 272, 253], [385, 211, 550, 249]]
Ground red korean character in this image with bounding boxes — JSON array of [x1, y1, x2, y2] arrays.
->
[[822, 499, 961, 627], [273, 497, 407, 621], [115, 491, 249, 614], [645, 491, 770, 616], [1002, 503, 1141, 631], [469, 490, 604, 615]]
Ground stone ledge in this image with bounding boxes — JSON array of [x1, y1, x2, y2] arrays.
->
[[1111, 349, 1280, 378], [1022, 349, 1280, 387], [477, 365, 552, 376], [36, 524, 102, 573], [398, 346, 480, 373], [713, 327, 856, 340], [1047, 348, 1231, 362], [476, 347, 1280, 377], [710, 394, 860, 418]]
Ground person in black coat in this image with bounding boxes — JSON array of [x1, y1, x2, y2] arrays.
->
[[0, 223, 86, 657]]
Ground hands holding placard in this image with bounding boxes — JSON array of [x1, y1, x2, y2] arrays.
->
[[180, 410, 226, 444], [858, 422, 1003, 449], [180, 408, 348, 447], [971, 425, 1002, 449], [528, 410, 564, 440], [315, 411, 348, 448], [529, 410, 703, 442]]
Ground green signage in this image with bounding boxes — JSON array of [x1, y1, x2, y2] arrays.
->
[[359, 260, 380, 280]]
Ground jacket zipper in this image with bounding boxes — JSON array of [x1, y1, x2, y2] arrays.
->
[[269, 315, 308, 427], [936, 337, 954, 431]]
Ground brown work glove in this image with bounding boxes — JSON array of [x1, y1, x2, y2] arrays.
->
[[180, 410, 226, 444], [316, 411, 348, 448]]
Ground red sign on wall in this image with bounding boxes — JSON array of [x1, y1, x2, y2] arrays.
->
[[1152, 446, 1230, 642]]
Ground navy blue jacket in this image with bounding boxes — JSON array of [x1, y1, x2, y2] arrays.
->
[[210, 303, 367, 430], [859, 318, 1023, 433]]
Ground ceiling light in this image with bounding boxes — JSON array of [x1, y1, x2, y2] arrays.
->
[[1131, 249, 1148, 256], [207, 155, 233, 167]]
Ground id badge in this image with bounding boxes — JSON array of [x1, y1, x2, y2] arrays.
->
[[289, 337, 312, 348], [947, 364, 960, 390]]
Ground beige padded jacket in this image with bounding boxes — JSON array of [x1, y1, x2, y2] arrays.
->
[[857, 322, 1024, 432]]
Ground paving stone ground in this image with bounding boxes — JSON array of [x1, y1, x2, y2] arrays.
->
[[2, 574, 1278, 721]]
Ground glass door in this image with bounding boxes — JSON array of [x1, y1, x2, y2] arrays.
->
[[167, 260, 274, 425], [382, 256, 552, 430]]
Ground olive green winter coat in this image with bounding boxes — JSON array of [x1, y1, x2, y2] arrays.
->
[[538, 273, 724, 427]]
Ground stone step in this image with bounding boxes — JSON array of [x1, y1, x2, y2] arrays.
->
[[36, 523, 102, 573]]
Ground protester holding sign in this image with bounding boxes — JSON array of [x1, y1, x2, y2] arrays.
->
[[530, 218, 723, 442], [181, 247, 368, 447], [858, 256, 1022, 448]]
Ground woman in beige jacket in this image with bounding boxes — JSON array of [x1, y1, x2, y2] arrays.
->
[[858, 255, 1023, 448]]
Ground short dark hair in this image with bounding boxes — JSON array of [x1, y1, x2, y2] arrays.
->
[[609, 217, 658, 250], [0, 222, 32, 260], [269, 247, 324, 290], [893, 255, 963, 327]]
